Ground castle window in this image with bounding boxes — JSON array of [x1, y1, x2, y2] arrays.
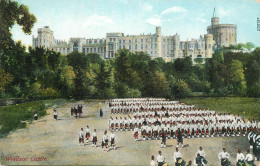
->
[[135, 39, 137, 43], [150, 43, 153, 49], [141, 39, 143, 42], [151, 51, 153, 54], [90, 48, 93, 52], [119, 40, 121, 43], [141, 44, 143, 50], [145, 45, 147, 49], [73, 42, 78, 52], [155, 43, 157, 49], [94, 48, 96, 52], [87, 48, 89, 53], [129, 40, 131, 43], [135, 44, 137, 50], [123, 40, 125, 43], [129, 44, 131, 50], [155, 38, 157, 42]]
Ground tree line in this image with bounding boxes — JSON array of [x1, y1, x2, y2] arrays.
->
[[0, 44, 259, 99]]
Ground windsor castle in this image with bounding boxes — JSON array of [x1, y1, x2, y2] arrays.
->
[[32, 11, 237, 63]]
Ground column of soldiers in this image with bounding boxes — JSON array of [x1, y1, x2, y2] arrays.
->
[[108, 107, 258, 140], [109, 98, 260, 165], [78, 126, 117, 152]]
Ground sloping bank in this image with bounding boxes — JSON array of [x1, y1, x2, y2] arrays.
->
[[0, 99, 67, 137]]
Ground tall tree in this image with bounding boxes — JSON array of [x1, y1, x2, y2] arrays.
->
[[0, 0, 36, 51]]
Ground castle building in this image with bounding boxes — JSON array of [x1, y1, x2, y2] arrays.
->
[[32, 9, 236, 63], [207, 8, 237, 47]]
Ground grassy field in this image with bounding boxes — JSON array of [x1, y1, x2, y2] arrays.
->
[[181, 97, 260, 119], [0, 99, 67, 137]]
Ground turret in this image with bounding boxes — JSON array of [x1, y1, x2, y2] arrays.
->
[[156, 26, 162, 57], [204, 34, 214, 58]]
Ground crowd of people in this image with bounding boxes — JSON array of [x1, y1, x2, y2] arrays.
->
[[151, 147, 257, 166], [108, 98, 260, 165], [108, 99, 258, 140]]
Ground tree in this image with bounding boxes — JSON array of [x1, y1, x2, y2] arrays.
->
[[0, 69, 13, 96], [172, 79, 191, 98], [228, 60, 247, 95], [0, 0, 36, 51], [95, 62, 113, 99], [58, 66, 75, 98]]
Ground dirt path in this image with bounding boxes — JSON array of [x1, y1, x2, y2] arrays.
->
[[0, 101, 258, 166]]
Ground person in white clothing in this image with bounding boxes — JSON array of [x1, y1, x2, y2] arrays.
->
[[173, 148, 186, 166], [79, 128, 84, 146], [85, 126, 91, 143], [110, 132, 116, 150], [157, 151, 165, 166], [34, 111, 38, 120], [245, 149, 254, 165], [196, 147, 205, 157], [236, 149, 245, 165], [218, 148, 230, 166], [92, 129, 97, 147], [102, 130, 109, 151], [151, 155, 156, 166], [54, 109, 58, 120]]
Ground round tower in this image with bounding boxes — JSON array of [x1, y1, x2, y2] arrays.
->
[[211, 17, 219, 26]]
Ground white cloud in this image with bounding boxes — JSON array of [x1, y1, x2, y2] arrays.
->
[[141, 3, 153, 12], [194, 17, 207, 23], [218, 8, 230, 17], [83, 15, 114, 28], [146, 16, 161, 26], [161, 6, 187, 15]]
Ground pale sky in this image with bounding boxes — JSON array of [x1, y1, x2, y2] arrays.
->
[[12, 0, 260, 47]]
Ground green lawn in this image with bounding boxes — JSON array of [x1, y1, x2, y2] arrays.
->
[[0, 99, 67, 137], [181, 97, 260, 120]]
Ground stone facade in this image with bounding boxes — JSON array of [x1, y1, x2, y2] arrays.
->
[[207, 17, 237, 47], [32, 13, 236, 63]]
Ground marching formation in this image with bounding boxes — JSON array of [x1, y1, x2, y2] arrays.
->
[[108, 98, 260, 165], [73, 98, 259, 165], [108, 99, 258, 141], [78, 126, 117, 152]]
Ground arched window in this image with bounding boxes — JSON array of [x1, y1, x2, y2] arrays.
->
[[197, 55, 202, 58], [73, 42, 78, 52]]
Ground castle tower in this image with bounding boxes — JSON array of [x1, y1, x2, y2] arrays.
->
[[211, 7, 219, 26], [32, 26, 54, 48], [156, 26, 162, 57], [173, 33, 180, 59], [204, 34, 214, 58]]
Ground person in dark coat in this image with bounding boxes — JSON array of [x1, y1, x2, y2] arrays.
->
[[100, 108, 103, 117], [177, 128, 184, 148]]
